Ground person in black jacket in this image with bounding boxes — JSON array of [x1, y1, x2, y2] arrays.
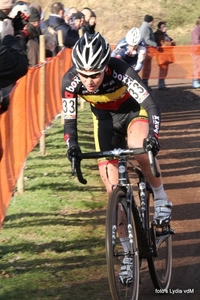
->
[[0, 18, 28, 114], [40, 2, 79, 52]]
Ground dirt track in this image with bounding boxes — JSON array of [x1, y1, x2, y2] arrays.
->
[[137, 79, 200, 300]]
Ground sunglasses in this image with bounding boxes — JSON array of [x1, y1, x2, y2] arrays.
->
[[77, 67, 105, 79]]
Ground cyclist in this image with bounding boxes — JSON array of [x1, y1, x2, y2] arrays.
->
[[111, 27, 146, 73], [62, 32, 172, 284]]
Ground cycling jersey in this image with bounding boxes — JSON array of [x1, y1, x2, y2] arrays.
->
[[111, 38, 146, 72], [62, 57, 160, 150]]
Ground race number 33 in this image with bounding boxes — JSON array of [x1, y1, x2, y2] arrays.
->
[[62, 98, 76, 119]]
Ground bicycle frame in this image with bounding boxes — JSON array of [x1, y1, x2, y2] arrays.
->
[[120, 158, 154, 259], [71, 147, 174, 297], [71, 148, 158, 257]]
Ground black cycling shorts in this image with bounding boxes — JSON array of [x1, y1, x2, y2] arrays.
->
[[91, 97, 148, 151]]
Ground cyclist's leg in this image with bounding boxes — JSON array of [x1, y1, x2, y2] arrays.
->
[[92, 109, 133, 279], [92, 109, 122, 194], [98, 158, 118, 194], [127, 108, 172, 225]]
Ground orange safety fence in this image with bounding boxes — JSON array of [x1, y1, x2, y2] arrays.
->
[[0, 45, 199, 228], [110, 45, 200, 79], [0, 48, 72, 227], [140, 45, 194, 79]]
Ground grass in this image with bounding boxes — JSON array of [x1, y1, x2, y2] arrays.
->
[[0, 103, 111, 300]]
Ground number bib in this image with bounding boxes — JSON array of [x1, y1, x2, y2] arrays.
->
[[127, 80, 148, 103], [62, 98, 76, 119]]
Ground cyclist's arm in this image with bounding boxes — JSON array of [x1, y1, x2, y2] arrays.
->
[[115, 60, 161, 137], [62, 68, 79, 145]]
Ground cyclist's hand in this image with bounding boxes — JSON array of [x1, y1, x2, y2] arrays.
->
[[66, 145, 82, 162], [143, 134, 160, 156]]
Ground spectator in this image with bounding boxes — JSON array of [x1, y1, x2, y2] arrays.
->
[[64, 6, 78, 24], [87, 11, 96, 34], [111, 27, 146, 73], [154, 21, 176, 90], [0, 0, 29, 43], [29, 2, 41, 15], [29, 2, 43, 20], [81, 7, 91, 22], [70, 12, 85, 37], [29, 2, 43, 35], [191, 17, 200, 89], [139, 14, 157, 91], [0, 0, 15, 20], [9, 2, 30, 18], [0, 18, 28, 114], [40, 2, 79, 49], [26, 6, 41, 66], [81, 7, 96, 35]]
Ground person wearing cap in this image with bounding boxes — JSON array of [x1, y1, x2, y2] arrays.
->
[[26, 6, 41, 66], [29, 2, 44, 21], [111, 27, 146, 73], [140, 14, 157, 91], [9, 2, 30, 18], [0, 0, 30, 52]]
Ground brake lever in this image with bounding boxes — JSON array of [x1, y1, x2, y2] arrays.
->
[[76, 161, 87, 185], [71, 156, 76, 176], [147, 150, 160, 178], [71, 157, 87, 184]]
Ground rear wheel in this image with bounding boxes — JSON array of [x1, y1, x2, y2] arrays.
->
[[146, 189, 172, 290], [106, 187, 140, 300]]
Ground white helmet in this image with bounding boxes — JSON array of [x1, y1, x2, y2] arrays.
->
[[72, 32, 111, 71], [125, 27, 142, 46]]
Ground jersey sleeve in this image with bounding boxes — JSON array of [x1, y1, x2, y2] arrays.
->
[[61, 67, 79, 146], [111, 58, 161, 137]]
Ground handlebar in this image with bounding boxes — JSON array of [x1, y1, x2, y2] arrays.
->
[[71, 148, 160, 185]]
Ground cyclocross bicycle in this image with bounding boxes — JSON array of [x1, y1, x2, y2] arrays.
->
[[71, 148, 174, 300]]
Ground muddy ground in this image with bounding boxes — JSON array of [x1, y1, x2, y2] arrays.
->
[[138, 79, 200, 300]]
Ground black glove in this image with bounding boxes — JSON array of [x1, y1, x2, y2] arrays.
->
[[143, 134, 160, 156], [12, 11, 29, 31], [0, 89, 10, 115], [67, 144, 82, 162]]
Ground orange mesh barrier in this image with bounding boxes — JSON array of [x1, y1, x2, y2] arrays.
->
[[140, 46, 195, 79], [0, 45, 199, 227], [0, 48, 72, 227], [110, 45, 200, 79]]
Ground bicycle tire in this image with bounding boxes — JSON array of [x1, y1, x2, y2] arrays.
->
[[146, 189, 172, 290], [106, 187, 140, 300]]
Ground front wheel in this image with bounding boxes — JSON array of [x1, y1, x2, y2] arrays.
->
[[105, 187, 140, 300], [146, 190, 172, 290], [148, 226, 172, 290]]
